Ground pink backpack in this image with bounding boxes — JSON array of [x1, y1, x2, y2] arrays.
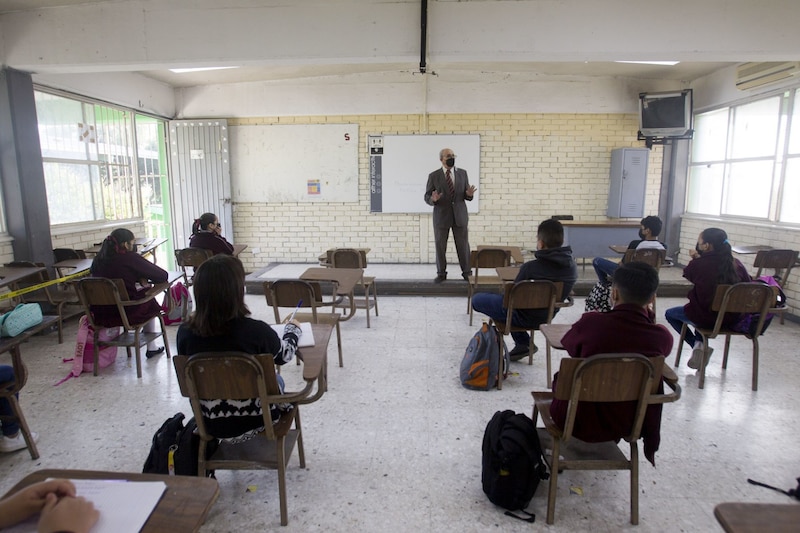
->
[[161, 282, 192, 325], [57, 315, 120, 384]]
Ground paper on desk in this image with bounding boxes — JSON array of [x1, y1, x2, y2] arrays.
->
[[4, 479, 167, 533], [271, 321, 315, 347]]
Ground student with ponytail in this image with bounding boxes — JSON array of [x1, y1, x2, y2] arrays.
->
[[665, 227, 750, 370], [189, 212, 234, 255], [90, 228, 169, 358]]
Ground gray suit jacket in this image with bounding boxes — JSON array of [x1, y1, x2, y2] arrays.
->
[[424, 167, 473, 228]]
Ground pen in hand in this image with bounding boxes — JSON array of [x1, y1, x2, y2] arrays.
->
[[286, 299, 302, 323]]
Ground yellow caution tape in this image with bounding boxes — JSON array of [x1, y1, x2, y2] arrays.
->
[[0, 268, 89, 301]]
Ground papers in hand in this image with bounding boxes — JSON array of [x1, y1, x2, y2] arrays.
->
[[5, 479, 167, 533], [271, 321, 315, 347]]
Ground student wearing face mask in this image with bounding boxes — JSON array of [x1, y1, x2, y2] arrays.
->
[[591, 215, 666, 283], [189, 212, 235, 255], [424, 148, 477, 283], [664, 227, 750, 370]]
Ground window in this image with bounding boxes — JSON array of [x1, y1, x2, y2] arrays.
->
[[34, 90, 165, 226], [688, 89, 798, 222]]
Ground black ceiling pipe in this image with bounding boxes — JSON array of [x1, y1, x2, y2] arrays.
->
[[420, 0, 427, 73]]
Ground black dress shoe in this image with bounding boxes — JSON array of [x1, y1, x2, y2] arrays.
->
[[434, 275, 447, 283], [145, 346, 165, 359], [508, 343, 538, 361]]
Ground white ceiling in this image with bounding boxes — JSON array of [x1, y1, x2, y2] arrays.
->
[[0, 0, 738, 88]]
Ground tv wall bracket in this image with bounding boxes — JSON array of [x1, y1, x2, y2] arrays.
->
[[638, 130, 694, 149]]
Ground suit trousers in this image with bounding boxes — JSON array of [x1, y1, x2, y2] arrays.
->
[[434, 222, 470, 277]]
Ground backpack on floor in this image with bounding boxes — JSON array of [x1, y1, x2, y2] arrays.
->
[[482, 410, 549, 512], [732, 275, 787, 338], [161, 282, 192, 325], [460, 320, 509, 390], [142, 412, 218, 477], [56, 315, 120, 384], [585, 279, 612, 313]]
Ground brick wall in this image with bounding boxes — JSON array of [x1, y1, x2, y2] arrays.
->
[[229, 113, 664, 271]]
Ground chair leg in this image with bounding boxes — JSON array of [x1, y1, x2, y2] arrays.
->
[[527, 330, 534, 366], [335, 322, 343, 368], [722, 336, 731, 369], [294, 408, 305, 468], [363, 283, 371, 328], [372, 282, 379, 316], [546, 341, 553, 388], [7, 394, 39, 460], [630, 440, 639, 525], [752, 338, 759, 391], [134, 329, 142, 379], [546, 438, 561, 524], [468, 287, 474, 326], [159, 315, 172, 359], [675, 322, 688, 367], [698, 336, 709, 389], [277, 436, 289, 526]]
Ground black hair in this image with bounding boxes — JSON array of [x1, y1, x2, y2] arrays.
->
[[612, 262, 660, 307], [537, 219, 564, 249], [701, 227, 739, 284], [192, 212, 218, 235], [184, 254, 250, 337], [640, 215, 663, 237], [91, 228, 134, 272]]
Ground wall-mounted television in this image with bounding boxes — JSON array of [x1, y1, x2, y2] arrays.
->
[[638, 89, 693, 138]]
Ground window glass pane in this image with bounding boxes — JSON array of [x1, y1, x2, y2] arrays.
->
[[691, 108, 729, 162], [35, 92, 98, 161], [723, 160, 773, 218], [730, 97, 781, 159], [788, 88, 800, 154], [687, 164, 723, 215], [780, 157, 800, 223], [43, 162, 102, 224]]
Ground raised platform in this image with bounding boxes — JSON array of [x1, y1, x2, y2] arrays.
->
[[246, 262, 693, 298]]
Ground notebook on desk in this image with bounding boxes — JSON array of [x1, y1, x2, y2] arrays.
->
[[270, 322, 315, 347]]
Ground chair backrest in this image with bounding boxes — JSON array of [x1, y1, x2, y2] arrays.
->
[[173, 352, 283, 441], [53, 248, 86, 262], [471, 248, 511, 271], [554, 353, 664, 442], [501, 280, 560, 329], [264, 279, 324, 323], [753, 249, 799, 284], [75, 277, 134, 329], [622, 248, 666, 269], [708, 282, 778, 335], [330, 248, 366, 269], [175, 247, 213, 268]]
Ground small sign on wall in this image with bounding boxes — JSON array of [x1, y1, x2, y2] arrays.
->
[[190, 149, 205, 160], [307, 180, 321, 195]]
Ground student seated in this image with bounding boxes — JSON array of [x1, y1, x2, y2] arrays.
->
[[471, 219, 578, 361], [0, 479, 98, 533], [189, 212, 235, 255], [550, 262, 673, 465], [664, 227, 750, 370], [176, 254, 301, 441], [592, 215, 666, 284], [0, 365, 39, 454]]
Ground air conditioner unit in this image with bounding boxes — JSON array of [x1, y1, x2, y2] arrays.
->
[[736, 62, 800, 90]]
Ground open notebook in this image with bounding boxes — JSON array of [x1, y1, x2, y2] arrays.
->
[[270, 321, 315, 347]]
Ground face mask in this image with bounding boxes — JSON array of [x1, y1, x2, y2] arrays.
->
[[638, 229, 646, 239], [695, 243, 703, 255], [445, 157, 455, 168]]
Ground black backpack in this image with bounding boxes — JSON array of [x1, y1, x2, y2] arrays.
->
[[142, 412, 218, 476], [482, 410, 549, 515]]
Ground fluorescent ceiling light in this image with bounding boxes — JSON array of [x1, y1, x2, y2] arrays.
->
[[615, 61, 680, 66], [169, 67, 239, 73]]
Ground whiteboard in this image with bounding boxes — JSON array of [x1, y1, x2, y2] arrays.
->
[[230, 124, 358, 203], [379, 134, 480, 213]]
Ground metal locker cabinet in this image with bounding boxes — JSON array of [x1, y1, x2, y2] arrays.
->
[[607, 147, 649, 218]]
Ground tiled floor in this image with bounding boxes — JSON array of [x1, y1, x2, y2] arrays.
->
[[1, 287, 798, 531]]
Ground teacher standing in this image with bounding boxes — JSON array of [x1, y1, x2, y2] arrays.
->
[[424, 148, 476, 283]]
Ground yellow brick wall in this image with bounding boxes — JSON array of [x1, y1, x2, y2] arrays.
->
[[229, 113, 664, 271]]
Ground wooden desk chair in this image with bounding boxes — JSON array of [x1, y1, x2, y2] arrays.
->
[[264, 279, 343, 367], [467, 248, 511, 326], [675, 282, 777, 390], [331, 248, 378, 328], [621, 248, 666, 313], [0, 332, 52, 460], [173, 352, 307, 526], [492, 280, 560, 369], [4, 261, 82, 344], [53, 248, 86, 262], [174, 248, 213, 287], [74, 277, 171, 378], [532, 353, 681, 525], [753, 248, 798, 324]]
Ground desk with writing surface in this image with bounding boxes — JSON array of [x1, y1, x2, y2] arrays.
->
[[476, 245, 525, 264], [2, 469, 220, 533], [495, 266, 521, 283], [714, 502, 800, 533], [561, 222, 640, 265], [232, 243, 248, 257], [299, 267, 363, 321], [0, 265, 48, 291], [295, 323, 333, 400]]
